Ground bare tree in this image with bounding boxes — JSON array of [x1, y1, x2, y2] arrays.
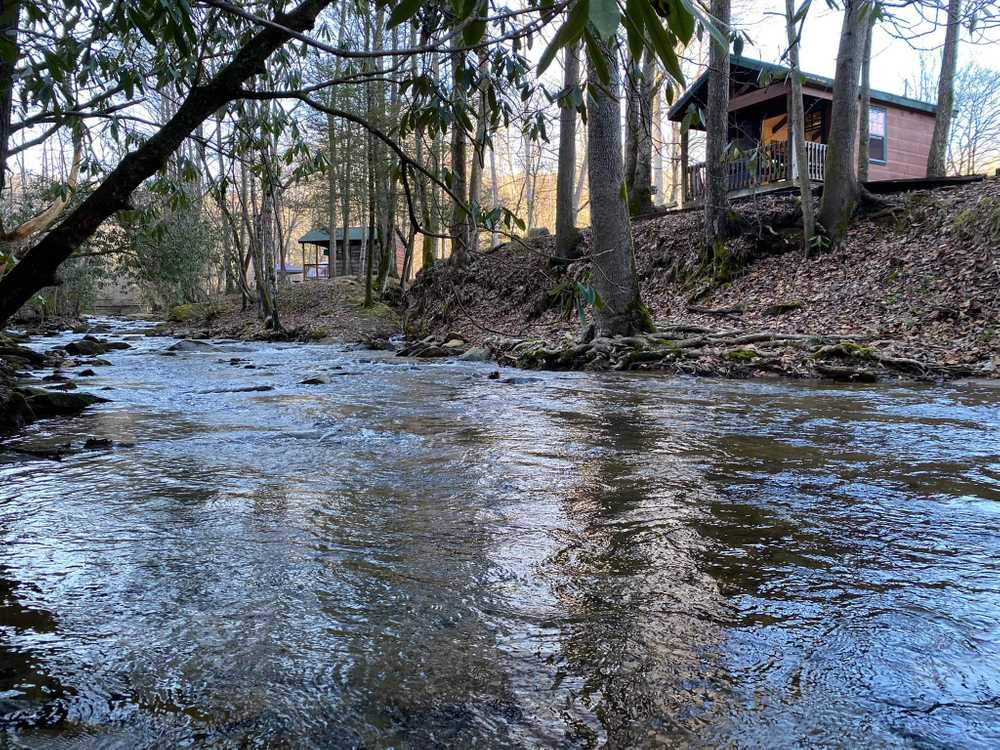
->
[[948, 63, 1000, 173]]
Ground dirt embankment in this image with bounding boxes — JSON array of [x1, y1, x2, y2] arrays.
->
[[163, 276, 402, 344], [404, 179, 1000, 382]]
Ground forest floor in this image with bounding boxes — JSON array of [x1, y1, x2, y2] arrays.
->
[[163, 275, 401, 344], [404, 178, 1000, 382]]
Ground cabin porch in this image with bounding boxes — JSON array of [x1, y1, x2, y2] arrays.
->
[[683, 140, 828, 204]]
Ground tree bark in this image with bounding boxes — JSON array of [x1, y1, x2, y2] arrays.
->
[[448, 41, 471, 265], [703, 0, 731, 247], [626, 53, 656, 216], [818, 0, 869, 243], [857, 14, 874, 182], [0, 0, 334, 326], [927, 0, 961, 176], [555, 42, 581, 260], [326, 110, 338, 276], [785, 0, 816, 255], [653, 87, 663, 206], [587, 38, 650, 338], [0, 0, 20, 212]]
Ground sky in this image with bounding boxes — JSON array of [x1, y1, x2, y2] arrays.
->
[[739, 0, 1000, 101]]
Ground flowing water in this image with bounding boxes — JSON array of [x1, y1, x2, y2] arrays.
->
[[1, 319, 999, 748]]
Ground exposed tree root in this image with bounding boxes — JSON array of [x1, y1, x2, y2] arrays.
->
[[398, 320, 975, 383]]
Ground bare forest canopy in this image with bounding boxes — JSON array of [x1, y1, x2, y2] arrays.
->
[[0, 0, 998, 338]]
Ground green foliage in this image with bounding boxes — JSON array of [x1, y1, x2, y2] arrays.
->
[[539, 0, 691, 88]]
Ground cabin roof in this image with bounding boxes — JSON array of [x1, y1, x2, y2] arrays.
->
[[667, 55, 937, 122], [298, 227, 369, 245]]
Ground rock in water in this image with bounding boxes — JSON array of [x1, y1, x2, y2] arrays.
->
[[0, 343, 47, 366], [0, 387, 35, 431], [64, 339, 107, 356], [458, 347, 491, 362], [24, 389, 109, 417], [300, 375, 330, 385], [167, 339, 222, 353]]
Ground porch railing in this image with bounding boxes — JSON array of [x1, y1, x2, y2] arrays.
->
[[684, 141, 827, 203]]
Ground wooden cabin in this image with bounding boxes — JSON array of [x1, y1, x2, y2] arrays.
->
[[668, 56, 938, 204], [297, 227, 368, 278]]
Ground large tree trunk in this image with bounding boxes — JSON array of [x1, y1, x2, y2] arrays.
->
[[467, 49, 488, 255], [555, 42, 581, 260], [587, 38, 650, 338], [625, 53, 656, 216], [0, 0, 20, 212], [448, 41, 471, 265], [818, 0, 870, 243], [0, 0, 333, 326], [785, 0, 817, 255], [703, 0, 731, 248], [927, 0, 961, 176], [857, 15, 874, 182], [341, 121, 352, 276]]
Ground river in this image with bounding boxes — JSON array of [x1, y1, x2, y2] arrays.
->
[[1, 319, 999, 748]]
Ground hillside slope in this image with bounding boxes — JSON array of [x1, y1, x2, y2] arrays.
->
[[405, 179, 1000, 380]]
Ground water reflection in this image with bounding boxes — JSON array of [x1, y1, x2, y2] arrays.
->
[[0, 321, 998, 747]]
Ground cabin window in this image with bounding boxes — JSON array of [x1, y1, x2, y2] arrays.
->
[[868, 106, 887, 163]]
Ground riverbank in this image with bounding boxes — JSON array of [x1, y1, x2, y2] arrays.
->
[[405, 179, 1000, 382], [163, 275, 401, 344]]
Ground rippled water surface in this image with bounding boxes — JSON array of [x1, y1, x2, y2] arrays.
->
[[2, 320, 999, 748]]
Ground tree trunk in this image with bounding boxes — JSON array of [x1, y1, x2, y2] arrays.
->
[[587, 38, 650, 338], [555, 42, 581, 260], [703, 0, 731, 248], [680, 124, 689, 206], [669, 120, 680, 205], [327, 111, 338, 277], [489, 141, 499, 249], [626, 53, 656, 216], [523, 135, 535, 232], [653, 87, 663, 206], [857, 15, 874, 182], [467, 49, 488, 254], [0, 0, 333, 326], [341, 122, 352, 276], [927, 0, 961, 176], [785, 0, 816, 256], [0, 1, 20, 213], [448, 41, 470, 265], [818, 0, 869, 243]]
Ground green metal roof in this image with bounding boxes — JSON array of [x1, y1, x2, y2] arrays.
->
[[667, 55, 937, 122], [297, 227, 369, 245]]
